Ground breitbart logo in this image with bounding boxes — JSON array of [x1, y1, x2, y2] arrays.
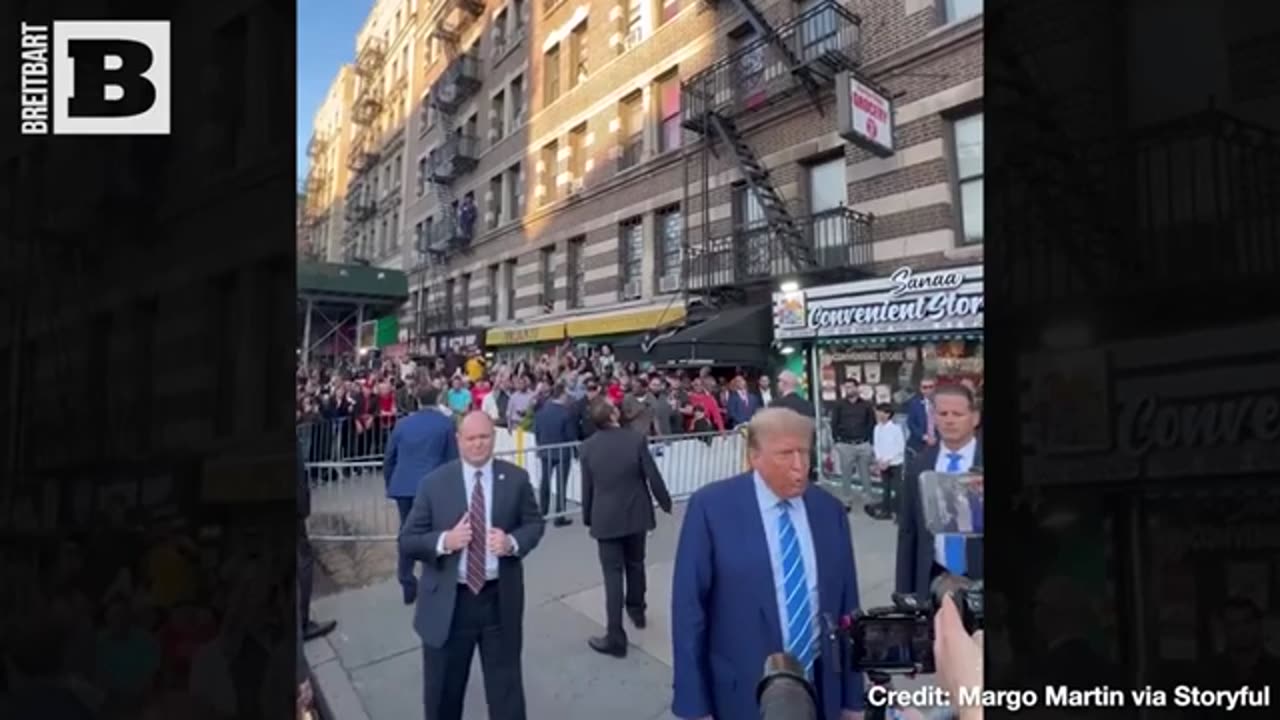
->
[[19, 20, 170, 135]]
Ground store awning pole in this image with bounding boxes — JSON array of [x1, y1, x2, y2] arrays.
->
[[301, 299, 313, 366]]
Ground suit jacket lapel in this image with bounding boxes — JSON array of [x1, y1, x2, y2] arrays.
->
[[740, 476, 783, 650], [804, 488, 836, 616]]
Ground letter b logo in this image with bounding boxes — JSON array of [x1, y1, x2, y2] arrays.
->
[[53, 21, 170, 134]]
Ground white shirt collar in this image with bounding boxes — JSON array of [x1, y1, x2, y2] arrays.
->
[[752, 471, 800, 512], [936, 437, 978, 470], [463, 459, 494, 480]]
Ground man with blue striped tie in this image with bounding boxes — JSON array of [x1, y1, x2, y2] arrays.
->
[[672, 408, 865, 720], [895, 383, 983, 597]]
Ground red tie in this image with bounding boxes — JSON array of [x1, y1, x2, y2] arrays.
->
[[465, 471, 487, 594]]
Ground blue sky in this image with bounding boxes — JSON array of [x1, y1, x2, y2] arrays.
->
[[297, 0, 373, 182]]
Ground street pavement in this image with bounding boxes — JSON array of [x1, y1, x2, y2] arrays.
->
[[307, 496, 905, 720]]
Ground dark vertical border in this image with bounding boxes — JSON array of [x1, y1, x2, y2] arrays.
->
[[987, 0, 1280, 708], [0, 0, 299, 716]]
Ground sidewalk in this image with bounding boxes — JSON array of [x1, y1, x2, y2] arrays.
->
[[307, 499, 902, 720]]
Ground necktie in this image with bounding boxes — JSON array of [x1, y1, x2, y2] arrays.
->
[[465, 471, 487, 594], [945, 452, 963, 473], [778, 501, 815, 678]]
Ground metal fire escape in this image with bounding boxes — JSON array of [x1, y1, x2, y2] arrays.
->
[[302, 132, 330, 261], [681, 0, 865, 301], [411, 0, 486, 346], [342, 36, 387, 262]]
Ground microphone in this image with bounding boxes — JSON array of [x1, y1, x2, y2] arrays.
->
[[757, 652, 818, 720]]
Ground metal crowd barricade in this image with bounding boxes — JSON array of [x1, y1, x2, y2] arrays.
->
[[298, 414, 402, 468], [302, 428, 749, 542]]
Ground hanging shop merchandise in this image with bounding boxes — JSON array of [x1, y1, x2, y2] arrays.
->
[[773, 264, 984, 410]]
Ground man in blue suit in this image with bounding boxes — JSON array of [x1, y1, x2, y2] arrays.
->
[[724, 375, 762, 428], [904, 376, 939, 456], [534, 382, 578, 527], [672, 407, 865, 720], [386, 385, 459, 603]]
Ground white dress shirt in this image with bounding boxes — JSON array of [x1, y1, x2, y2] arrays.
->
[[753, 473, 820, 651], [435, 460, 516, 582], [933, 437, 978, 473], [873, 420, 905, 467]]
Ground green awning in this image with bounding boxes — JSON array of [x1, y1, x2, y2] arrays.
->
[[297, 262, 408, 305]]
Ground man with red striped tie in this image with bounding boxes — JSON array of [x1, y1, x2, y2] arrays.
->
[[399, 411, 546, 720]]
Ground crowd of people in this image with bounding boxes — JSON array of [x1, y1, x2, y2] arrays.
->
[[296, 342, 787, 462], [0, 514, 296, 720]]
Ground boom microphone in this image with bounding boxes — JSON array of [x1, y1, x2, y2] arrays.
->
[[757, 652, 817, 720]]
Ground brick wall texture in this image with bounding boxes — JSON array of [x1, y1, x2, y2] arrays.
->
[[363, 0, 985, 331]]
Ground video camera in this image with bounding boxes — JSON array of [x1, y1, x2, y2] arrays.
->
[[836, 575, 983, 676]]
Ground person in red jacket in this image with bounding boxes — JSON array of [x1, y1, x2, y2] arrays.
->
[[685, 378, 725, 432], [606, 377, 625, 406]]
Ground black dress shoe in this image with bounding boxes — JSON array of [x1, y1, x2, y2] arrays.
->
[[864, 504, 891, 520], [402, 583, 417, 605], [553, 516, 573, 527], [304, 619, 337, 641], [626, 609, 647, 629], [587, 636, 627, 657]]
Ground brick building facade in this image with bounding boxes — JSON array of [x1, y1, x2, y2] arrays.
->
[[304, 0, 985, 349]]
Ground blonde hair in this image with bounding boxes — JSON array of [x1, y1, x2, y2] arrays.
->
[[746, 407, 815, 450]]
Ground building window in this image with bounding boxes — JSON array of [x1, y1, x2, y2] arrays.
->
[[618, 217, 643, 299], [657, 71, 681, 152], [619, 92, 644, 170], [569, 21, 588, 89], [420, 93, 434, 131], [942, 0, 982, 23], [952, 112, 983, 244], [539, 246, 555, 311], [541, 141, 559, 205], [513, 0, 527, 31], [568, 123, 587, 185], [416, 156, 427, 196], [415, 221, 425, 252], [445, 277, 457, 325], [493, 8, 509, 53], [465, 113, 479, 139], [391, 210, 400, 250], [510, 74, 526, 125], [567, 236, 585, 308], [393, 154, 403, 187], [488, 264, 500, 321], [460, 273, 472, 321], [492, 90, 506, 143], [504, 259, 517, 319], [544, 44, 560, 106], [488, 174, 503, 229], [505, 162, 522, 219], [660, 0, 679, 24], [623, 0, 644, 50], [656, 205, 681, 282]]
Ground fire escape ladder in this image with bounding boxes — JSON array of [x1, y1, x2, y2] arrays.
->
[[708, 113, 815, 271], [728, 0, 824, 110]]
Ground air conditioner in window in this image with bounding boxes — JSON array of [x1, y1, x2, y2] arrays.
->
[[623, 279, 643, 298], [658, 274, 680, 293], [623, 27, 644, 51], [568, 177, 584, 195]]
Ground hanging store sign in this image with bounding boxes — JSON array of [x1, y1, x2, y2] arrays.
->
[[773, 264, 984, 340], [836, 72, 895, 157]]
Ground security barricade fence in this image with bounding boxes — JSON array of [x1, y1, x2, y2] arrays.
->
[[302, 426, 750, 541]]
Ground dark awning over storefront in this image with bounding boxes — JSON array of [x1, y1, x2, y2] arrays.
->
[[617, 304, 772, 368]]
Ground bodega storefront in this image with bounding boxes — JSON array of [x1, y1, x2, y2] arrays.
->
[[772, 264, 984, 412]]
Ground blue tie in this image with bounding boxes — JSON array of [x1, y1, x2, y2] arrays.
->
[[945, 452, 963, 472], [778, 501, 815, 677]]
